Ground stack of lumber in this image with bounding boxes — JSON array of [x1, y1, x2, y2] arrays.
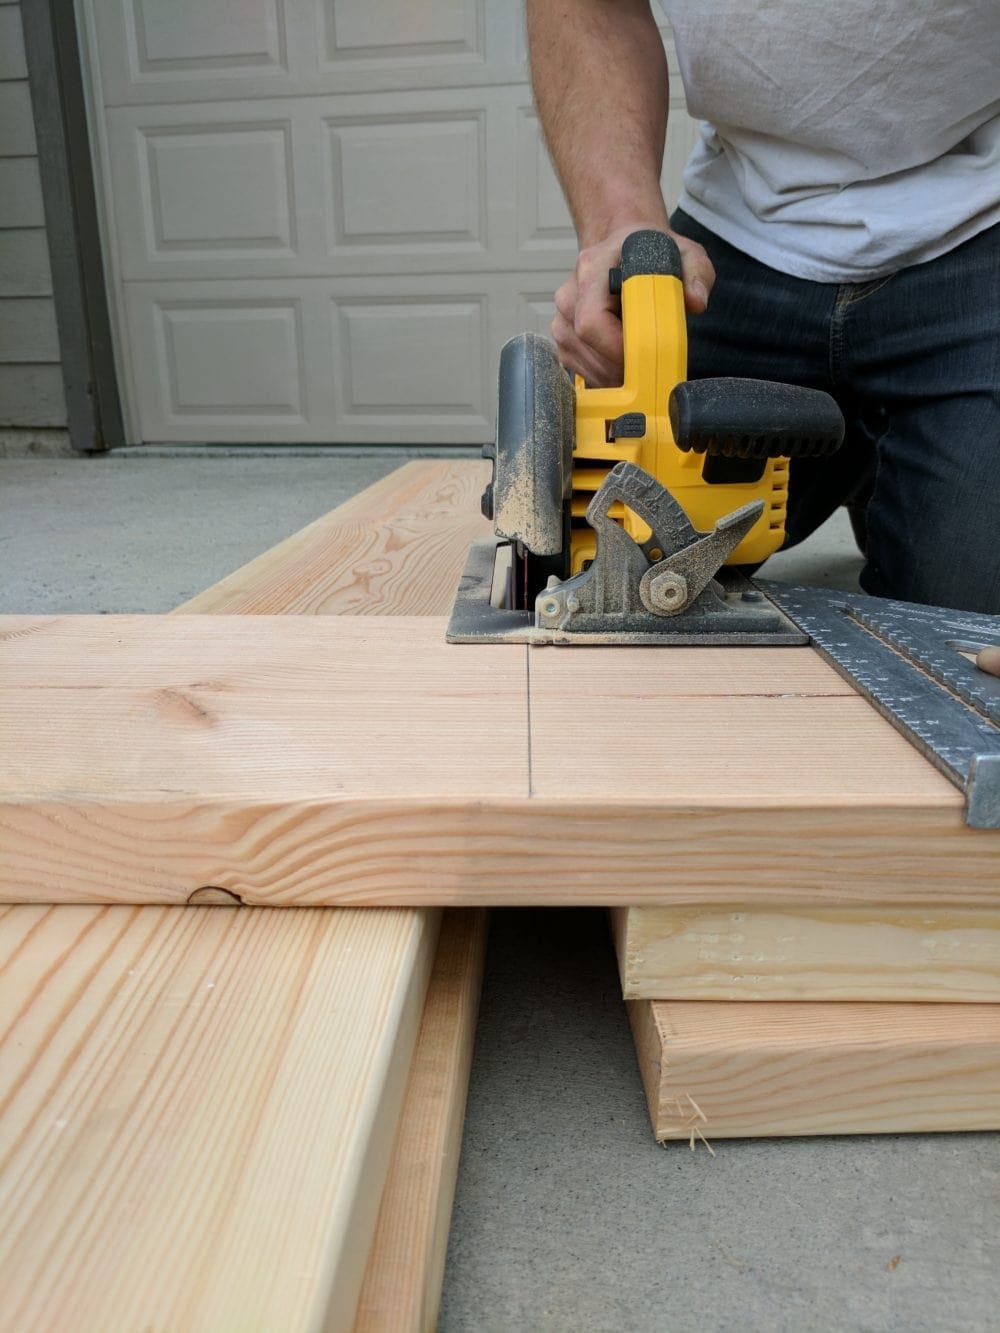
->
[[0, 462, 490, 1332], [607, 663, 1000, 1140]]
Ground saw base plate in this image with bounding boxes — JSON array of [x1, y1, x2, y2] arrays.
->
[[446, 539, 808, 646]]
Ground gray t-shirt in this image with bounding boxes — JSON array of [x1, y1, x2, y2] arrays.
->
[[660, 0, 1000, 281]]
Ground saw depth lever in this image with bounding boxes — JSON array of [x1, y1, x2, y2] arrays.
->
[[535, 461, 765, 633]]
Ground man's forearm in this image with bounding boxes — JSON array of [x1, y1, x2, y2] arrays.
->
[[527, 0, 670, 243], [530, 0, 713, 382]]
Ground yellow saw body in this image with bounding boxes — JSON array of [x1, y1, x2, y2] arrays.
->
[[570, 262, 787, 573]]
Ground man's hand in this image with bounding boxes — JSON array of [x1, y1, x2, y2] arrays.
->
[[527, 0, 708, 385], [977, 645, 1000, 678], [551, 223, 716, 386]]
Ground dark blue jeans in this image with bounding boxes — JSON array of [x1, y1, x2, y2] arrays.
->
[[671, 207, 1000, 613]]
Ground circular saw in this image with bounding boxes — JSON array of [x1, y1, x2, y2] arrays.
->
[[454, 230, 845, 645]]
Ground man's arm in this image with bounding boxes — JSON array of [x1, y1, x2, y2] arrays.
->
[[528, 0, 715, 384]]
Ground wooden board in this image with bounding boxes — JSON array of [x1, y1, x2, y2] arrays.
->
[[178, 458, 490, 618], [354, 908, 488, 1333], [177, 459, 493, 1330], [525, 640, 954, 806], [1, 460, 492, 1330], [0, 902, 439, 1329], [3, 613, 998, 909], [0, 615, 528, 802], [630, 997, 1000, 1139], [613, 905, 1000, 1002]]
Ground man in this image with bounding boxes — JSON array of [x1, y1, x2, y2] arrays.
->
[[527, 0, 1000, 640]]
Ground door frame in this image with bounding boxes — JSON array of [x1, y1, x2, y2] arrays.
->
[[21, 0, 123, 452]]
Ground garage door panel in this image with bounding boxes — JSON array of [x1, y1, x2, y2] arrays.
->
[[125, 285, 316, 440], [155, 300, 307, 423], [140, 123, 297, 258], [326, 111, 486, 254], [129, 0, 287, 74], [106, 91, 579, 282], [122, 274, 573, 443], [332, 294, 489, 436], [88, 0, 517, 105], [107, 105, 312, 278], [89, 0, 292, 107], [320, 0, 485, 66], [515, 106, 574, 255]]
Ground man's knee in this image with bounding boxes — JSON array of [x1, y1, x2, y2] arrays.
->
[[860, 512, 1000, 613]]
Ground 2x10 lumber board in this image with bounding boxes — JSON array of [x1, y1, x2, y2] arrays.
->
[[0, 903, 440, 1331], [612, 905, 1000, 1003], [629, 997, 1000, 1139], [2, 614, 997, 909], [179, 460, 492, 1330], [354, 908, 488, 1333], [176, 459, 491, 1331]]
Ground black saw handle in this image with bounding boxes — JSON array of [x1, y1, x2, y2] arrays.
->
[[669, 377, 845, 462]]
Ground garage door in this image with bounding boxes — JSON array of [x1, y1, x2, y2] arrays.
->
[[78, 1, 697, 445]]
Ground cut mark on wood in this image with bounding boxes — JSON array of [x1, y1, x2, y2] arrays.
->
[[187, 886, 245, 906], [5, 613, 995, 909]]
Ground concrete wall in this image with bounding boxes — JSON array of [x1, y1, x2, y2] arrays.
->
[[0, 0, 69, 454]]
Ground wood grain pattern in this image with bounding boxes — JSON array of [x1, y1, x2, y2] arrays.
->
[[1, 617, 528, 799], [3, 614, 998, 909], [354, 908, 488, 1333], [178, 459, 491, 618], [630, 997, 1000, 1139], [0, 903, 440, 1330], [613, 905, 1000, 1002], [7, 795, 995, 908], [527, 643, 954, 803], [526, 641, 856, 698], [0, 461, 492, 1330]]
